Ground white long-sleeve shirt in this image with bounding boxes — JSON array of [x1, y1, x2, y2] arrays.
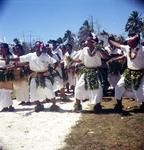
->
[[20, 52, 57, 72]]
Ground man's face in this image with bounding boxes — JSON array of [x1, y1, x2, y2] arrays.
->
[[35, 47, 42, 56], [87, 39, 97, 48], [14, 46, 22, 56]]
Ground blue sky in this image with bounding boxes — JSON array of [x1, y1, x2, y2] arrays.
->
[[0, 0, 144, 43]]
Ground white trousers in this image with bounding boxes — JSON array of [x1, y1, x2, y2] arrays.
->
[[115, 76, 144, 103]]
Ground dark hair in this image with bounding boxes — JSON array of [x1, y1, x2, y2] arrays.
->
[[13, 44, 25, 55], [0, 43, 12, 55]]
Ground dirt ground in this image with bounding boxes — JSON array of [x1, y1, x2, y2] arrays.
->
[[60, 98, 144, 150], [0, 97, 144, 150]]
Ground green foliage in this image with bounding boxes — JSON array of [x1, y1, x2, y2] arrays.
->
[[80, 67, 101, 90], [78, 20, 94, 45], [63, 30, 75, 46], [56, 37, 63, 44], [95, 43, 104, 51], [13, 38, 21, 45], [124, 68, 144, 90], [125, 11, 144, 35]]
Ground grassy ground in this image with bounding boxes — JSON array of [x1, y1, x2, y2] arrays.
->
[[60, 98, 144, 150]]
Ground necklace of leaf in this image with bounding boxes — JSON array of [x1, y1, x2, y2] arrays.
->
[[87, 47, 97, 57], [129, 45, 140, 60]]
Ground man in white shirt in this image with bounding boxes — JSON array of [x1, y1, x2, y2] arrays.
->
[[15, 41, 59, 112], [74, 36, 108, 113], [109, 34, 144, 112]]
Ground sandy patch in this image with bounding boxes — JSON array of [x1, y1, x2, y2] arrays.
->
[[0, 100, 81, 150]]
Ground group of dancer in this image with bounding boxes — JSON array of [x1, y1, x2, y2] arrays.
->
[[0, 31, 143, 113]]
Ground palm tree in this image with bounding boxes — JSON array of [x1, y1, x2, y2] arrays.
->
[[13, 38, 21, 45], [125, 11, 144, 35], [56, 37, 63, 44], [63, 30, 75, 46], [78, 20, 94, 45]]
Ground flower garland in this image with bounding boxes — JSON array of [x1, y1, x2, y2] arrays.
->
[[87, 44, 103, 57], [129, 46, 140, 60], [87, 48, 97, 57]]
